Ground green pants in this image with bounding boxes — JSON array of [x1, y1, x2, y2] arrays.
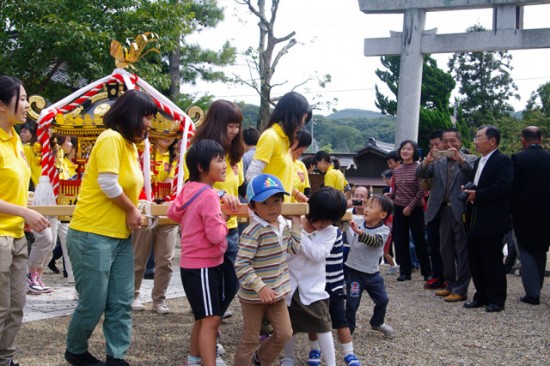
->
[[66, 228, 134, 359]]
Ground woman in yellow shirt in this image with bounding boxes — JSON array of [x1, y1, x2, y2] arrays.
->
[[131, 137, 180, 314], [0, 75, 49, 366], [313, 150, 351, 198], [65, 89, 156, 366], [246, 92, 312, 202]]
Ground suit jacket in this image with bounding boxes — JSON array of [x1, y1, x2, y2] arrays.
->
[[416, 153, 477, 224], [466, 149, 513, 239], [511, 145, 550, 252]]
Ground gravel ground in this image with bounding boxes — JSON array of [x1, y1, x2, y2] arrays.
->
[[16, 265, 550, 366]]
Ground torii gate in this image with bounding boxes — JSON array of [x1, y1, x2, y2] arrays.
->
[[358, 0, 550, 146]]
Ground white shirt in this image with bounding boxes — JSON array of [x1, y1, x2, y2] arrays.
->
[[473, 149, 496, 186], [286, 224, 337, 306]]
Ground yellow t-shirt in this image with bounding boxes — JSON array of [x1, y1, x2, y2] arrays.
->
[[66, 157, 77, 178], [324, 165, 348, 192], [183, 152, 243, 229], [214, 156, 243, 229], [70, 129, 144, 239], [253, 124, 294, 202], [154, 149, 176, 183], [291, 159, 310, 202], [23, 143, 41, 187], [0, 127, 31, 238]]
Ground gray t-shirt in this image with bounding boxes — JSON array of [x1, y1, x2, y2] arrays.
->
[[345, 215, 390, 274]]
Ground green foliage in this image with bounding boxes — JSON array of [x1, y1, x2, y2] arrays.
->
[[374, 55, 455, 150], [0, 0, 234, 105], [447, 24, 519, 127]]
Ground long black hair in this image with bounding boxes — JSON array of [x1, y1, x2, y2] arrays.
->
[[0, 75, 23, 114], [266, 92, 311, 146], [103, 89, 158, 143]]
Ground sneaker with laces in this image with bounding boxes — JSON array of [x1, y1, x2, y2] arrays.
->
[[307, 349, 322, 366], [344, 353, 361, 366], [153, 302, 170, 314], [131, 299, 145, 311], [372, 323, 395, 338], [27, 273, 50, 294], [222, 310, 233, 319], [106, 355, 130, 365], [65, 350, 105, 365], [35, 274, 53, 293]]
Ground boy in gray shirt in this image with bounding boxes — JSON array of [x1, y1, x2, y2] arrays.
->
[[345, 194, 395, 338]]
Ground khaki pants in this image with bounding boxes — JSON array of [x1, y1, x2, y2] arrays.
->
[[132, 225, 178, 306], [234, 299, 292, 366], [0, 236, 28, 365]]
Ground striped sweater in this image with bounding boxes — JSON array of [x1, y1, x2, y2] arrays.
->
[[325, 229, 345, 293], [235, 213, 301, 303], [388, 161, 425, 209]]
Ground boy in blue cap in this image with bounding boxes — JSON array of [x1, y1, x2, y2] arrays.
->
[[233, 174, 302, 365]]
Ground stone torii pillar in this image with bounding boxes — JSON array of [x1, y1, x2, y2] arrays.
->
[[357, 0, 550, 146]]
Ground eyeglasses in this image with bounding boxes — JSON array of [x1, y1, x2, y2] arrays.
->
[[473, 136, 486, 142]]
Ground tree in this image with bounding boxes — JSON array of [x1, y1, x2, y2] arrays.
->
[[374, 55, 456, 152], [0, 0, 235, 108], [447, 24, 520, 127], [233, 0, 331, 129]]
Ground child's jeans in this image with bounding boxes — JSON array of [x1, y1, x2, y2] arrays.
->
[[233, 298, 292, 365], [345, 268, 389, 334]]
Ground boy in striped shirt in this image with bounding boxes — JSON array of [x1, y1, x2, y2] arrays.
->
[[234, 174, 301, 365]]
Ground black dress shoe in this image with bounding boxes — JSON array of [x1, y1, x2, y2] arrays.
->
[[463, 300, 484, 309], [520, 295, 540, 305], [48, 259, 60, 274], [397, 274, 411, 282], [485, 304, 504, 313], [65, 350, 105, 366]]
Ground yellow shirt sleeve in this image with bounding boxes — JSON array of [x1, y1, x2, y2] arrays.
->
[[214, 156, 243, 229]]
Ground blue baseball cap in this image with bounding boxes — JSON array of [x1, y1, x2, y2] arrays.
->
[[246, 174, 289, 202]]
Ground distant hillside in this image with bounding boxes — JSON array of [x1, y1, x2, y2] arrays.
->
[[326, 109, 387, 120]]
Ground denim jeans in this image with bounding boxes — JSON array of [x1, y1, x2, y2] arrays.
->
[[221, 228, 239, 314], [66, 229, 134, 359], [346, 267, 389, 333]]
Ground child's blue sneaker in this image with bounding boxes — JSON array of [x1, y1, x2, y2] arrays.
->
[[344, 353, 362, 366], [307, 349, 322, 366]]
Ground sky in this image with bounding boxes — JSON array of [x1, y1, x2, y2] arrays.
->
[[186, 0, 550, 115]]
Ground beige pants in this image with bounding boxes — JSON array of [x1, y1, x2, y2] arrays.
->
[[0, 236, 28, 365], [132, 225, 178, 305]]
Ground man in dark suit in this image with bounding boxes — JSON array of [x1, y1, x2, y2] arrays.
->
[[417, 128, 476, 302], [463, 125, 513, 312], [511, 126, 550, 305]]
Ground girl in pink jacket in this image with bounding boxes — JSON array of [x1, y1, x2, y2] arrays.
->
[[167, 139, 228, 366]]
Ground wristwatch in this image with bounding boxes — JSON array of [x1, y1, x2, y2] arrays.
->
[[217, 190, 226, 199]]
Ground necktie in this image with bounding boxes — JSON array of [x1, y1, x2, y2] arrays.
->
[[473, 157, 487, 186]]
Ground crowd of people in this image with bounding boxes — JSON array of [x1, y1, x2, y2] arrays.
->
[[0, 73, 548, 366]]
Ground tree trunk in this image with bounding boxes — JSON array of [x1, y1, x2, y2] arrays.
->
[[168, 47, 181, 99]]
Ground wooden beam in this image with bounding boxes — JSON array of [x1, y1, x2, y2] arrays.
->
[[364, 28, 550, 56], [358, 0, 550, 14]]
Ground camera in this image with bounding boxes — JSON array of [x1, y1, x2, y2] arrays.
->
[[459, 182, 477, 202], [433, 150, 455, 158], [352, 199, 363, 206]]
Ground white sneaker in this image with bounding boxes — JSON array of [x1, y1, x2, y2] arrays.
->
[[215, 355, 226, 366], [222, 310, 233, 319], [372, 323, 395, 338], [280, 358, 295, 366], [131, 299, 145, 311], [216, 343, 225, 355], [153, 303, 170, 314]]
